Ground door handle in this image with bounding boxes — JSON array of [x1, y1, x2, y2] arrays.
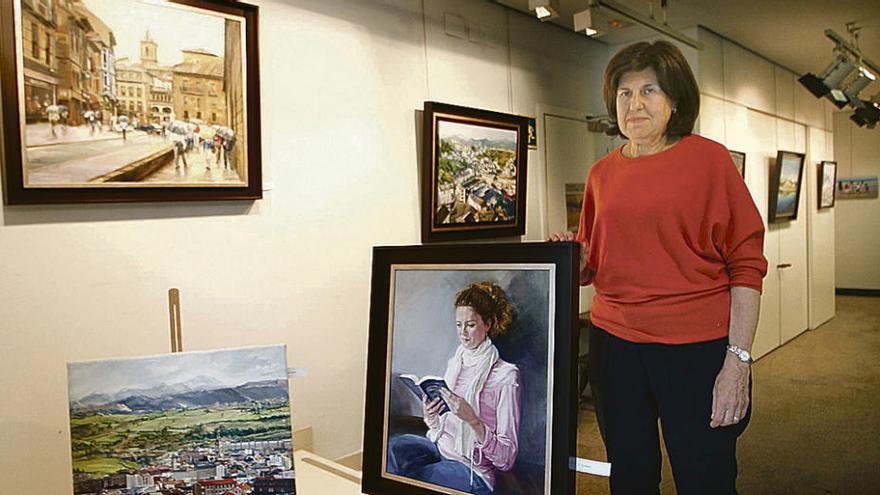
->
[[777, 263, 792, 269]]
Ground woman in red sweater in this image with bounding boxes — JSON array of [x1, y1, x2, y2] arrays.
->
[[551, 41, 767, 494]]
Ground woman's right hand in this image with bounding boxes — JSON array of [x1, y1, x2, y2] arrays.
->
[[548, 232, 591, 281], [547, 231, 576, 242], [422, 396, 443, 429]]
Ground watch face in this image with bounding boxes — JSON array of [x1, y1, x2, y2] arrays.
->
[[729, 345, 752, 363]]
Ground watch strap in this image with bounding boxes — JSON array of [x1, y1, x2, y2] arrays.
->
[[726, 345, 753, 364]]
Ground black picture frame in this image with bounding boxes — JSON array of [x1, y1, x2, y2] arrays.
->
[[729, 149, 746, 178], [1, 0, 262, 204], [818, 161, 837, 209], [421, 102, 528, 243], [362, 242, 578, 495], [768, 150, 805, 223]]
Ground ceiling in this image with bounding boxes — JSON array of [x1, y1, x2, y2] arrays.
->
[[495, 0, 880, 84]]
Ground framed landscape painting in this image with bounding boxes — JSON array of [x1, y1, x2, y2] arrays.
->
[[67, 345, 295, 494], [729, 149, 746, 178], [768, 150, 805, 223], [362, 242, 578, 495], [421, 102, 529, 243], [1, 0, 261, 204], [818, 161, 837, 209]]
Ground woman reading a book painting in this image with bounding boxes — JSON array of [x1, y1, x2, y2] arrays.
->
[[387, 282, 521, 495]]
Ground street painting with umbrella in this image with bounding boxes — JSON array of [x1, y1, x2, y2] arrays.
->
[[8, 0, 251, 189]]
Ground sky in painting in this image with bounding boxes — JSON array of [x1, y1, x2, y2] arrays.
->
[[438, 120, 517, 144], [81, 0, 230, 65], [780, 155, 803, 182], [68, 345, 287, 401]]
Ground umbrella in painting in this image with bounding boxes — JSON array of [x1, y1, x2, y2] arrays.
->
[[198, 125, 217, 141], [167, 120, 189, 135], [216, 126, 235, 140]]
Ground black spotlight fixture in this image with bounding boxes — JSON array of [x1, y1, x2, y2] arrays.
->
[[799, 28, 880, 127], [798, 54, 856, 101], [851, 100, 880, 128]]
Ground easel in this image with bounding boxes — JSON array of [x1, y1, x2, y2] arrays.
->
[[168, 288, 183, 352]]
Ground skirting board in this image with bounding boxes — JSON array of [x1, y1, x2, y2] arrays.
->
[[334, 450, 363, 471], [293, 425, 314, 452], [836, 288, 880, 297]]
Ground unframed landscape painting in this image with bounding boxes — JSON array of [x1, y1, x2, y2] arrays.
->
[[66, 345, 295, 495]]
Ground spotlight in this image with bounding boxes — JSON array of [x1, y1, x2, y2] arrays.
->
[[834, 67, 876, 109], [798, 55, 856, 101], [571, 0, 700, 49], [573, 8, 630, 37], [574, 9, 602, 37], [529, 0, 560, 21], [850, 98, 880, 128]]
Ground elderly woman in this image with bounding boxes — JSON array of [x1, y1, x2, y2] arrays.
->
[[387, 282, 521, 495], [551, 40, 767, 494]]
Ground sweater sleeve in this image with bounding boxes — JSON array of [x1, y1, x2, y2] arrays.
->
[[717, 156, 768, 292], [575, 169, 597, 286]]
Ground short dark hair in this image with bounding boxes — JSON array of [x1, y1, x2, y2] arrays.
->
[[603, 40, 699, 139]]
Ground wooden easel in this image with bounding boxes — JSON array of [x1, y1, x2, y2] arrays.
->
[[168, 288, 183, 352]]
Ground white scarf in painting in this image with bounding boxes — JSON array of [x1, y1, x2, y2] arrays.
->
[[443, 337, 499, 459]]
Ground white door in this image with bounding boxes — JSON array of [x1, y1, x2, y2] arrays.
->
[[543, 112, 596, 313]]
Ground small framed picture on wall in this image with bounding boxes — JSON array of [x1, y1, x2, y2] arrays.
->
[[837, 176, 879, 199], [818, 161, 837, 209], [768, 150, 805, 223], [729, 150, 746, 178], [421, 102, 529, 243]]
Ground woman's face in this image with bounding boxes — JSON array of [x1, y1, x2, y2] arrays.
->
[[455, 306, 490, 350], [615, 68, 673, 145]]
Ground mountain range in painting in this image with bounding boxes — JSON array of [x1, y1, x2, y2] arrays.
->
[[70, 379, 288, 415]]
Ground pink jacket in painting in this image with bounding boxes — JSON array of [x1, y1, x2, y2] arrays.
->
[[427, 358, 521, 488]]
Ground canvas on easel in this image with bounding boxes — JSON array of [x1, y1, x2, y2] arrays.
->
[[66, 345, 296, 494]]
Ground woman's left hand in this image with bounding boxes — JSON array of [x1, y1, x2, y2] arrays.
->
[[440, 388, 486, 440], [710, 354, 750, 428]]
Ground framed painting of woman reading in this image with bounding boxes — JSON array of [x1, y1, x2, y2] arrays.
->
[[362, 242, 579, 495]]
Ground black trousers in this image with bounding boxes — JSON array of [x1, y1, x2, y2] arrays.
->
[[588, 324, 751, 495]]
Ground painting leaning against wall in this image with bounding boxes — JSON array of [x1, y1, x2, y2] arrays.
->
[[66, 345, 296, 495], [1, 0, 261, 204], [362, 243, 579, 495]]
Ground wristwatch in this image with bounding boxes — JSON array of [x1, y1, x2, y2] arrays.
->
[[726, 345, 753, 364]]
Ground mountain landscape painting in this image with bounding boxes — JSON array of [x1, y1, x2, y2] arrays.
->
[[66, 345, 296, 495]]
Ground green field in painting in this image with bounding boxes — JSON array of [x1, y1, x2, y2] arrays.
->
[[70, 405, 291, 477]]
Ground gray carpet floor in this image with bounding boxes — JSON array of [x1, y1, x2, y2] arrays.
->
[[575, 295, 880, 494]]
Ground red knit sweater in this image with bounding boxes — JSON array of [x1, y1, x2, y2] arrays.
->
[[576, 134, 768, 344]]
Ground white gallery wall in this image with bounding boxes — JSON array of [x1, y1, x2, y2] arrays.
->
[[694, 28, 836, 356], [832, 111, 880, 290], [0, 1, 607, 492]]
